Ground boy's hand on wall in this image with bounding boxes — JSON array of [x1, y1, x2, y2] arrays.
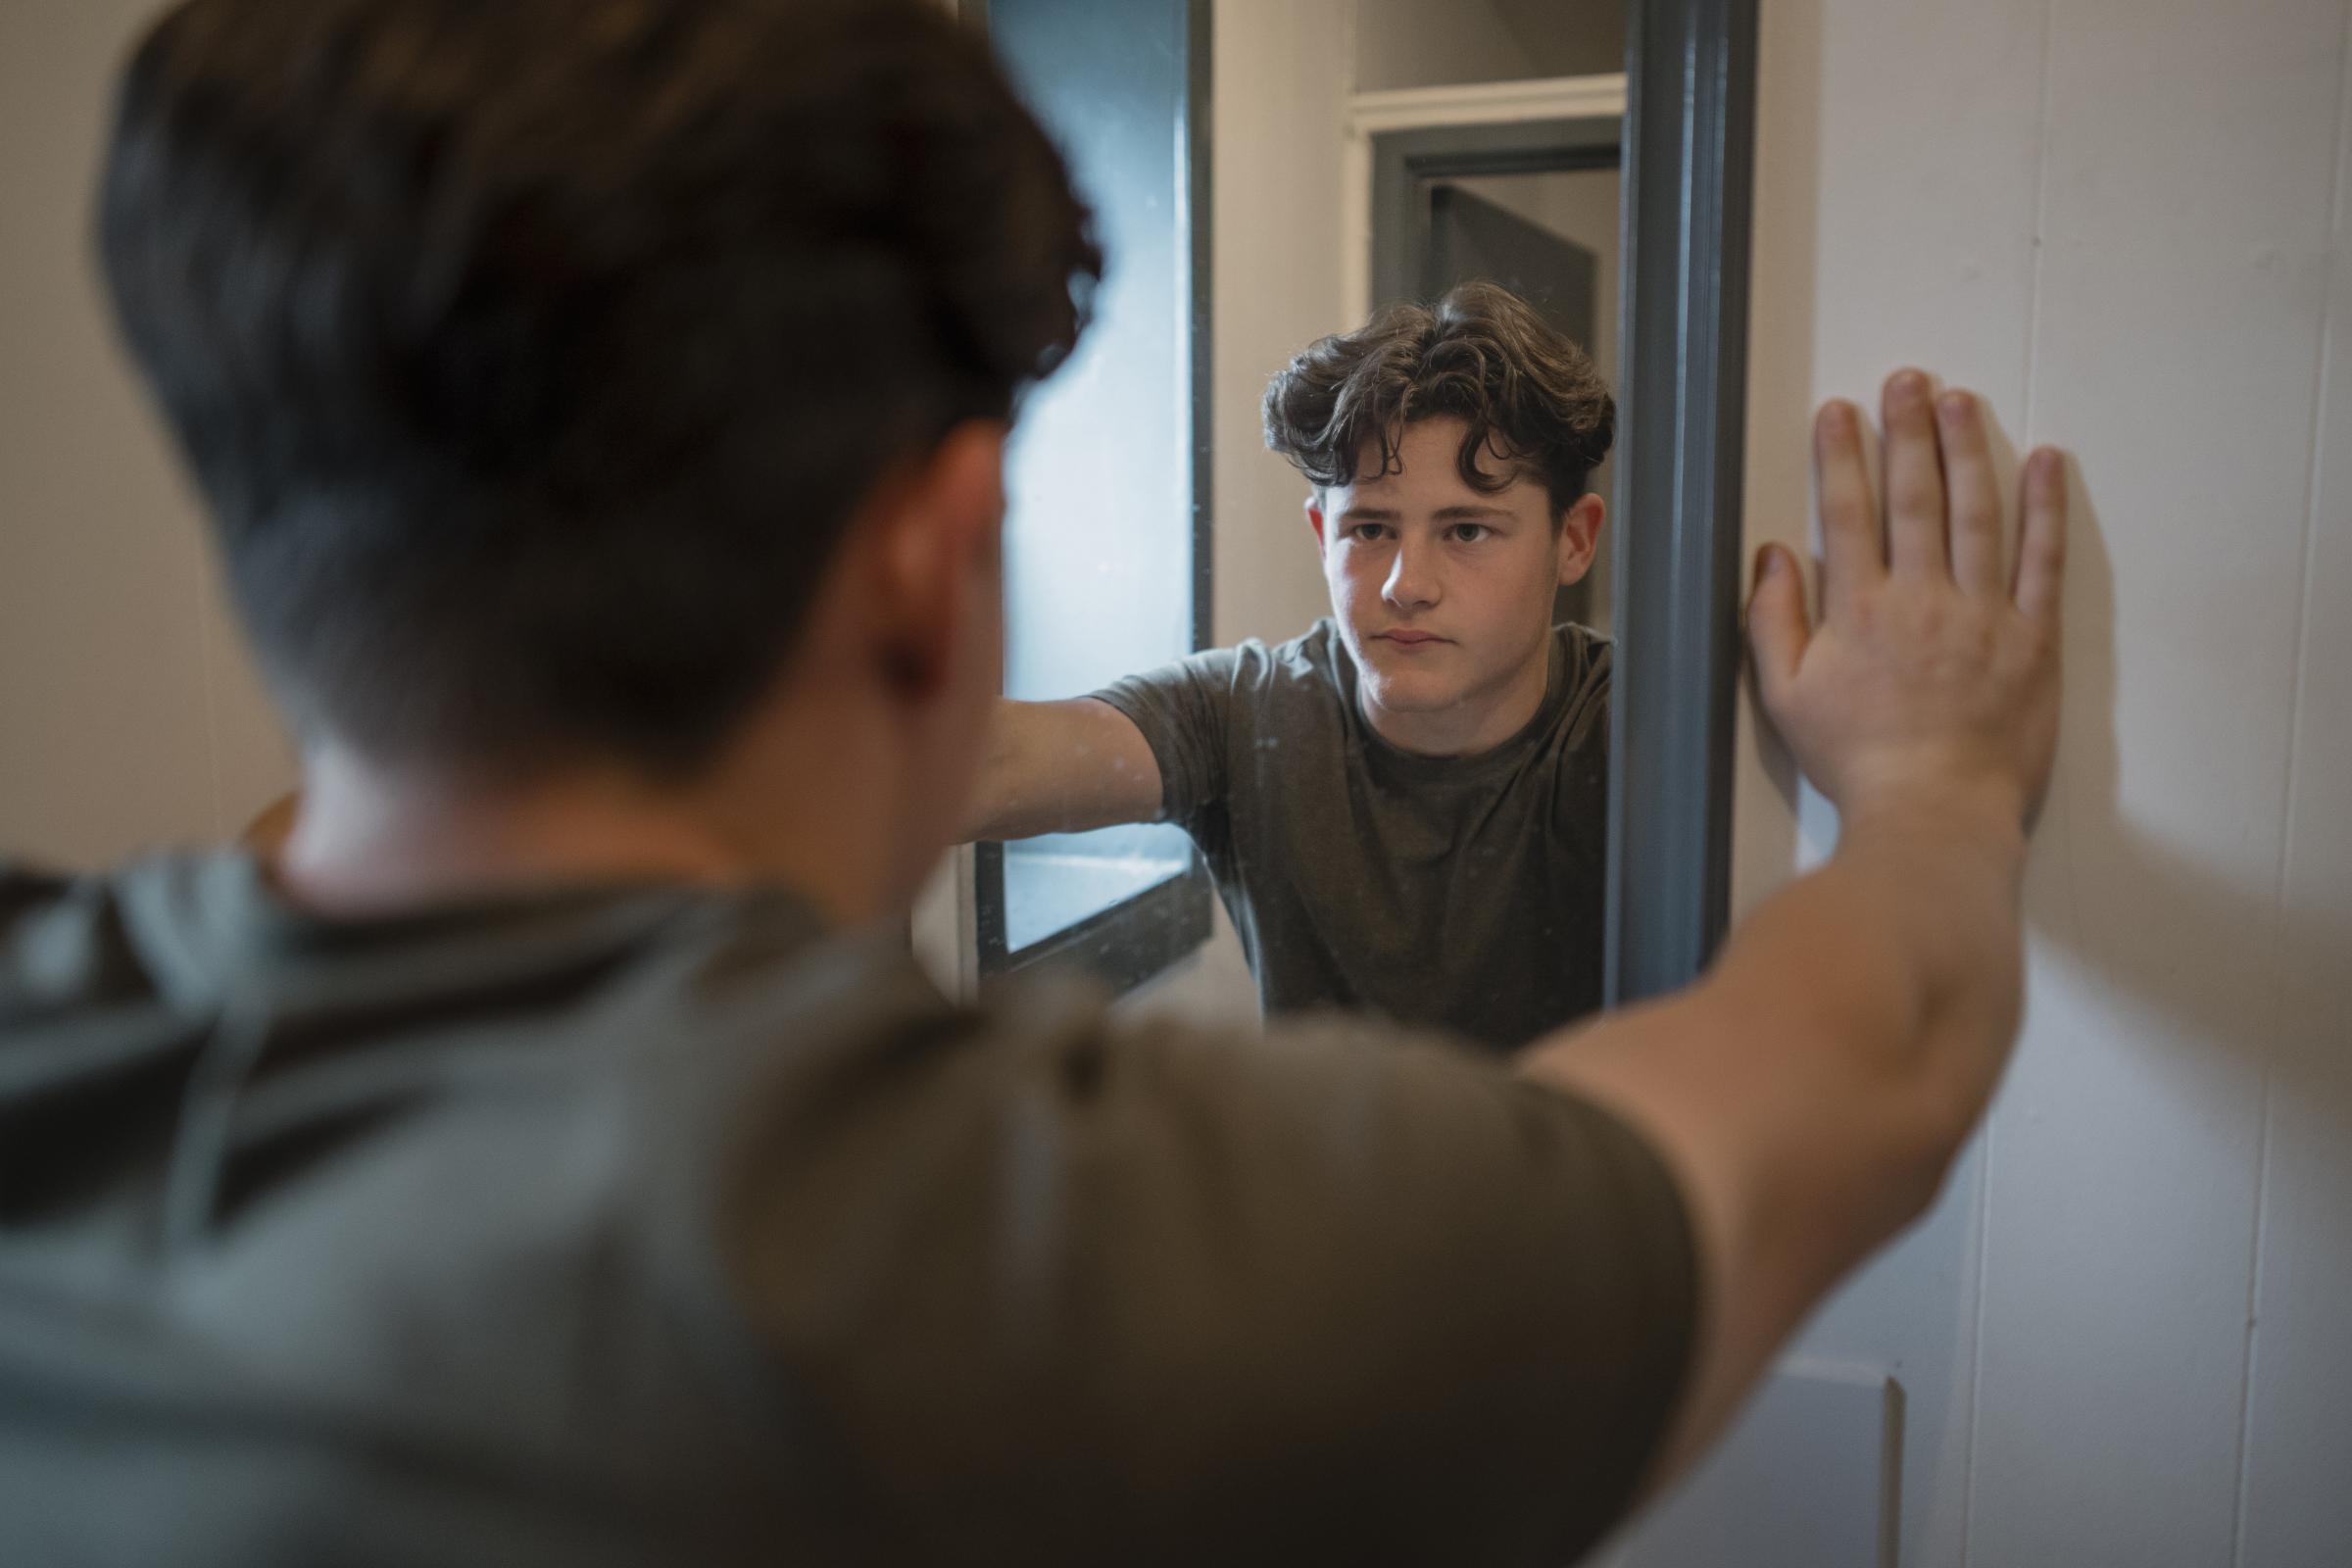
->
[[1745, 368, 2067, 836]]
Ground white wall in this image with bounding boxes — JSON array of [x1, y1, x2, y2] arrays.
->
[[1204, 0, 1353, 654], [1353, 0, 1619, 91], [1736, 1, 2352, 1562], [1355, 0, 1538, 93], [0, 0, 295, 868]]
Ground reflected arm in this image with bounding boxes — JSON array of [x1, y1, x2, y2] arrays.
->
[[960, 697, 1166, 842]]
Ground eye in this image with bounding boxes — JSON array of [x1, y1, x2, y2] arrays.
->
[[1347, 522, 1393, 543], [1447, 522, 1493, 543]]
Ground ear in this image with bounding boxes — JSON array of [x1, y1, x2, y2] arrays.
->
[[1304, 493, 1329, 552], [865, 420, 1005, 698], [1554, 492, 1605, 587]]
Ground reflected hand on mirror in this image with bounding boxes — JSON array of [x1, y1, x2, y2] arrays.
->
[[1746, 368, 2067, 836]]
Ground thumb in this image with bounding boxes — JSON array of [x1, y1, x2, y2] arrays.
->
[[1745, 544, 1810, 713]]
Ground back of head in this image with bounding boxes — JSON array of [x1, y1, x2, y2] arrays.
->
[[1261, 282, 1614, 514], [100, 0, 1100, 777]]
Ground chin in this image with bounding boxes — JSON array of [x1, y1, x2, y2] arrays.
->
[[1358, 666, 1469, 713]]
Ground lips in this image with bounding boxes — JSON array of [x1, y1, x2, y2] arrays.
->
[[1378, 630, 1450, 647]]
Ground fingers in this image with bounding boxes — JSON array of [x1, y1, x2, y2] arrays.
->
[[1937, 389, 2005, 595], [1882, 369, 1949, 580], [1745, 544, 1812, 713], [1814, 399, 1882, 619], [2014, 446, 2068, 625]]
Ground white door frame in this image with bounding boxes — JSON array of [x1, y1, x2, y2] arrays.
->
[[1340, 73, 1629, 323]]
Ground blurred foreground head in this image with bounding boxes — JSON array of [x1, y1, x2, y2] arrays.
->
[[100, 0, 1099, 778]]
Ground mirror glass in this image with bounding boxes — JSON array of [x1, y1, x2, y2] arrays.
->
[[988, 0, 1201, 951], [966, 0, 1628, 1054]]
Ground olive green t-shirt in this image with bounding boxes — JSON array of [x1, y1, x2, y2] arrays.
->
[[0, 852, 1690, 1568], [1094, 618, 1612, 1052]]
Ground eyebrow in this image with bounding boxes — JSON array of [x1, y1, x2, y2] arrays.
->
[[1337, 504, 1512, 522]]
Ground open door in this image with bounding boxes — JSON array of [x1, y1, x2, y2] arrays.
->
[[1425, 182, 1598, 351]]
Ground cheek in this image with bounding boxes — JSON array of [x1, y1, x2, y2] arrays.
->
[[1327, 552, 1375, 596], [1461, 555, 1555, 634]]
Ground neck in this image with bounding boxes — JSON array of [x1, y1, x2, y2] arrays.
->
[[273, 705, 914, 930], [1357, 638, 1553, 757]]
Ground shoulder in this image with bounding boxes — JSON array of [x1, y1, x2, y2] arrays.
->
[[637, 941, 1692, 1556], [703, 987, 1692, 1553], [1105, 621, 1349, 724], [1246, 617, 1353, 700], [1554, 620, 1614, 689], [1183, 620, 1339, 686], [1281, 616, 1347, 667], [1552, 621, 1613, 738]]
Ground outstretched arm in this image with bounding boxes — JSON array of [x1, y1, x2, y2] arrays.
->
[[1524, 369, 2067, 1489], [960, 697, 1166, 843]]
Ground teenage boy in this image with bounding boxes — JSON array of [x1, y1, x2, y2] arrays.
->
[[966, 286, 1618, 1048], [0, 2, 2067, 1564]]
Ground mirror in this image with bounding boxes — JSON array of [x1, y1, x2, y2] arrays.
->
[[939, 0, 1729, 1056]]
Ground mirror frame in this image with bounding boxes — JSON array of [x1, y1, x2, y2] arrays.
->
[[939, 0, 1761, 1011], [1605, 0, 1758, 1004]]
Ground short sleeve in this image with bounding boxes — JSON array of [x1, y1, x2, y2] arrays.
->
[[706, 974, 1699, 1568], [1090, 646, 1245, 826]]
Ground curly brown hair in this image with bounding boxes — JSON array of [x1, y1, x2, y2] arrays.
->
[[1261, 282, 1613, 515]]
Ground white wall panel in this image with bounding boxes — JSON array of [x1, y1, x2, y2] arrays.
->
[[2237, 30, 2352, 1559], [1735, 2, 2049, 1562], [1740, 2, 2352, 1564], [1967, 2, 2346, 1561]]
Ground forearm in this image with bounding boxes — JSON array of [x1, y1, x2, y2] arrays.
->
[[1543, 791, 2026, 1175], [1520, 795, 2027, 1487], [1715, 790, 2029, 1170], [961, 700, 1038, 842], [1523, 376, 2063, 1502], [959, 698, 1164, 842]]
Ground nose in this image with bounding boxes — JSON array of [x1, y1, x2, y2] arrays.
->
[[1381, 535, 1440, 612]]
